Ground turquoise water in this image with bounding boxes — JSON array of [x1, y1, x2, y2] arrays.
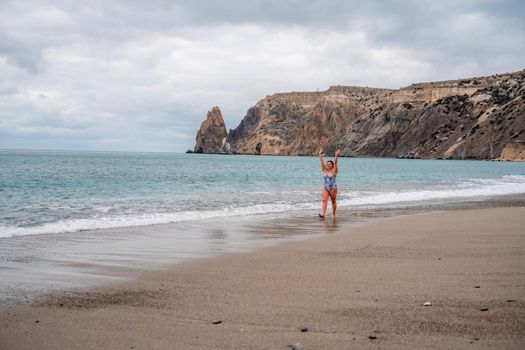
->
[[1, 150, 525, 238]]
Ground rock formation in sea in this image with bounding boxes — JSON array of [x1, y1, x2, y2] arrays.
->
[[194, 106, 231, 154], [194, 70, 525, 160]]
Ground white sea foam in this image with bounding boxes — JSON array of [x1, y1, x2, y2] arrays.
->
[[1, 175, 524, 239], [0, 203, 308, 238], [338, 175, 525, 207]]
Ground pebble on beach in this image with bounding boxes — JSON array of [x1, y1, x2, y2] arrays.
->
[[423, 301, 432, 306], [300, 327, 308, 332], [291, 343, 304, 350], [368, 335, 377, 340], [212, 319, 222, 324], [480, 307, 489, 312]]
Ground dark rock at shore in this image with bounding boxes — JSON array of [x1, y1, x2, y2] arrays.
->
[[194, 70, 525, 160]]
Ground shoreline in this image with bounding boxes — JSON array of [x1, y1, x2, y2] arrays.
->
[[1, 194, 525, 303], [1, 206, 525, 349], [187, 151, 525, 162]]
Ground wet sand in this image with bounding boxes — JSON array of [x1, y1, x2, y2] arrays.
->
[[1, 207, 525, 349]]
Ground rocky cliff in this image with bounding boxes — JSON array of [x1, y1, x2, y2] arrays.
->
[[194, 70, 525, 160], [194, 106, 230, 154], [499, 142, 525, 161]]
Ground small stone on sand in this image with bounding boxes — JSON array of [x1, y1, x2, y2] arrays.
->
[[300, 327, 308, 332], [423, 301, 432, 306], [480, 307, 489, 312], [212, 319, 222, 324], [291, 343, 304, 350], [368, 335, 377, 340], [475, 285, 480, 288]]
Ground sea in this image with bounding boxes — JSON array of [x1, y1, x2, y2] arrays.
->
[[1, 149, 525, 239], [1, 150, 525, 297]]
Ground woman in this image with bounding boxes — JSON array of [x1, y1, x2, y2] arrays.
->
[[319, 147, 340, 219]]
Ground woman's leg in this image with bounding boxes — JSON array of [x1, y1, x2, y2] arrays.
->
[[329, 188, 338, 216], [320, 189, 329, 217]]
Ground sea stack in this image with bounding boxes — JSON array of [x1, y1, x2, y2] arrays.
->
[[194, 106, 230, 154]]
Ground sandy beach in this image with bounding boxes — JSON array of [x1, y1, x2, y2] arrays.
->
[[1, 207, 524, 349]]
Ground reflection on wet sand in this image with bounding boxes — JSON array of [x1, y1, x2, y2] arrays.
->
[[321, 216, 338, 232]]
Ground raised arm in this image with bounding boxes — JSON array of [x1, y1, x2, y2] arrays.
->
[[319, 147, 326, 172], [334, 149, 340, 175]]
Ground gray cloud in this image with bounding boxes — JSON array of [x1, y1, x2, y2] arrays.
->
[[0, 0, 523, 152]]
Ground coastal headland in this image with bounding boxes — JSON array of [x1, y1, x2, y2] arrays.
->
[[194, 70, 525, 161], [2, 206, 524, 349]]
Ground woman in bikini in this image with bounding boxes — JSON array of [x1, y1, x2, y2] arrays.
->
[[319, 147, 340, 219]]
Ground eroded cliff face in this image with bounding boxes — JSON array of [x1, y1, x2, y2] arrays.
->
[[499, 142, 525, 161], [194, 106, 229, 154], [195, 70, 525, 160]]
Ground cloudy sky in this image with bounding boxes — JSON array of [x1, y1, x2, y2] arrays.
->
[[0, 0, 524, 152]]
